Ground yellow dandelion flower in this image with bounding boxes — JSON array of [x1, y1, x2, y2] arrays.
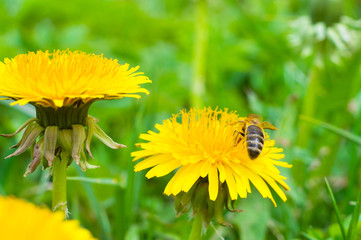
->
[[132, 108, 292, 207], [0, 50, 151, 175], [0, 196, 96, 240], [0, 50, 151, 215], [0, 50, 151, 108]]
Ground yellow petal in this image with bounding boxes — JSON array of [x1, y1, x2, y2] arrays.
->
[[145, 160, 181, 178], [181, 164, 202, 192], [133, 154, 172, 171], [0, 50, 151, 108], [164, 167, 187, 196], [131, 149, 158, 161], [224, 165, 238, 200], [262, 174, 288, 202], [208, 164, 219, 200]]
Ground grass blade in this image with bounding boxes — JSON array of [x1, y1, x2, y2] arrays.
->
[[325, 177, 347, 240], [346, 187, 361, 240], [300, 232, 320, 240], [67, 176, 123, 187], [300, 115, 361, 145]]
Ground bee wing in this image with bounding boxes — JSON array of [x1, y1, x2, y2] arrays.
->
[[260, 121, 277, 130], [247, 114, 263, 121]]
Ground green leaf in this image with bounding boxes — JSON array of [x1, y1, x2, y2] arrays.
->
[[300, 115, 361, 145]]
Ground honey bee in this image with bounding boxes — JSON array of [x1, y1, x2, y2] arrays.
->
[[234, 114, 277, 160]]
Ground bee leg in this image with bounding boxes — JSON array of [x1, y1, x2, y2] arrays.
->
[[233, 130, 245, 146]]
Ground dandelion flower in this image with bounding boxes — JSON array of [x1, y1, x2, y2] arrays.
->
[[0, 195, 96, 240], [0, 50, 150, 214], [0, 49, 150, 108], [132, 108, 291, 223], [0, 49, 150, 173]]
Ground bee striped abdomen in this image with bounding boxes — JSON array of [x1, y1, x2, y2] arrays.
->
[[246, 125, 264, 159]]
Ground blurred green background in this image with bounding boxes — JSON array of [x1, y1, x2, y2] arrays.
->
[[0, 0, 361, 239]]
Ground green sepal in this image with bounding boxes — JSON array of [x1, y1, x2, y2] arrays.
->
[[58, 129, 73, 154], [10, 121, 42, 149], [10, 123, 34, 149], [0, 118, 38, 138], [88, 116, 126, 149], [5, 123, 44, 159], [174, 192, 183, 214], [79, 149, 87, 171], [173, 179, 239, 226], [175, 192, 192, 216], [192, 182, 209, 213], [205, 198, 215, 223], [42, 156, 49, 170], [85, 116, 96, 158], [175, 181, 198, 216], [24, 136, 45, 177], [44, 126, 59, 167], [78, 148, 99, 171], [85, 161, 100, 170], [214, 185, 226, 225], [60, 151, 70, 167], [72, 124, 86, 165]]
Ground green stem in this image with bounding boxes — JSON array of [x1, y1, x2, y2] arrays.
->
[[189, 214, 203, 240], [293, 58, 322, 187], [52, 156, 68, 217], [191, 0, 208, 108]]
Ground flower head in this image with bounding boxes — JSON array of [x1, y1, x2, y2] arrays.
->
[[0, 195, 96, 240], [0, 50, 150, 175], [132, 108, 292, 210], [0, 50, 151, 108]]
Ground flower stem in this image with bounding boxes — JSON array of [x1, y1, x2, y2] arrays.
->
[[189, 214, 203, 240], [52, 156, 68, 217]]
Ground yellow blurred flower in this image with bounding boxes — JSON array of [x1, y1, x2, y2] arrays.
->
[[0, 196, 96, 240], [0, 50, 151, 108], [132, 108, 292, 207]]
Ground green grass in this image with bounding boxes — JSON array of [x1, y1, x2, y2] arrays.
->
[[0, 0, 361, 239]]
